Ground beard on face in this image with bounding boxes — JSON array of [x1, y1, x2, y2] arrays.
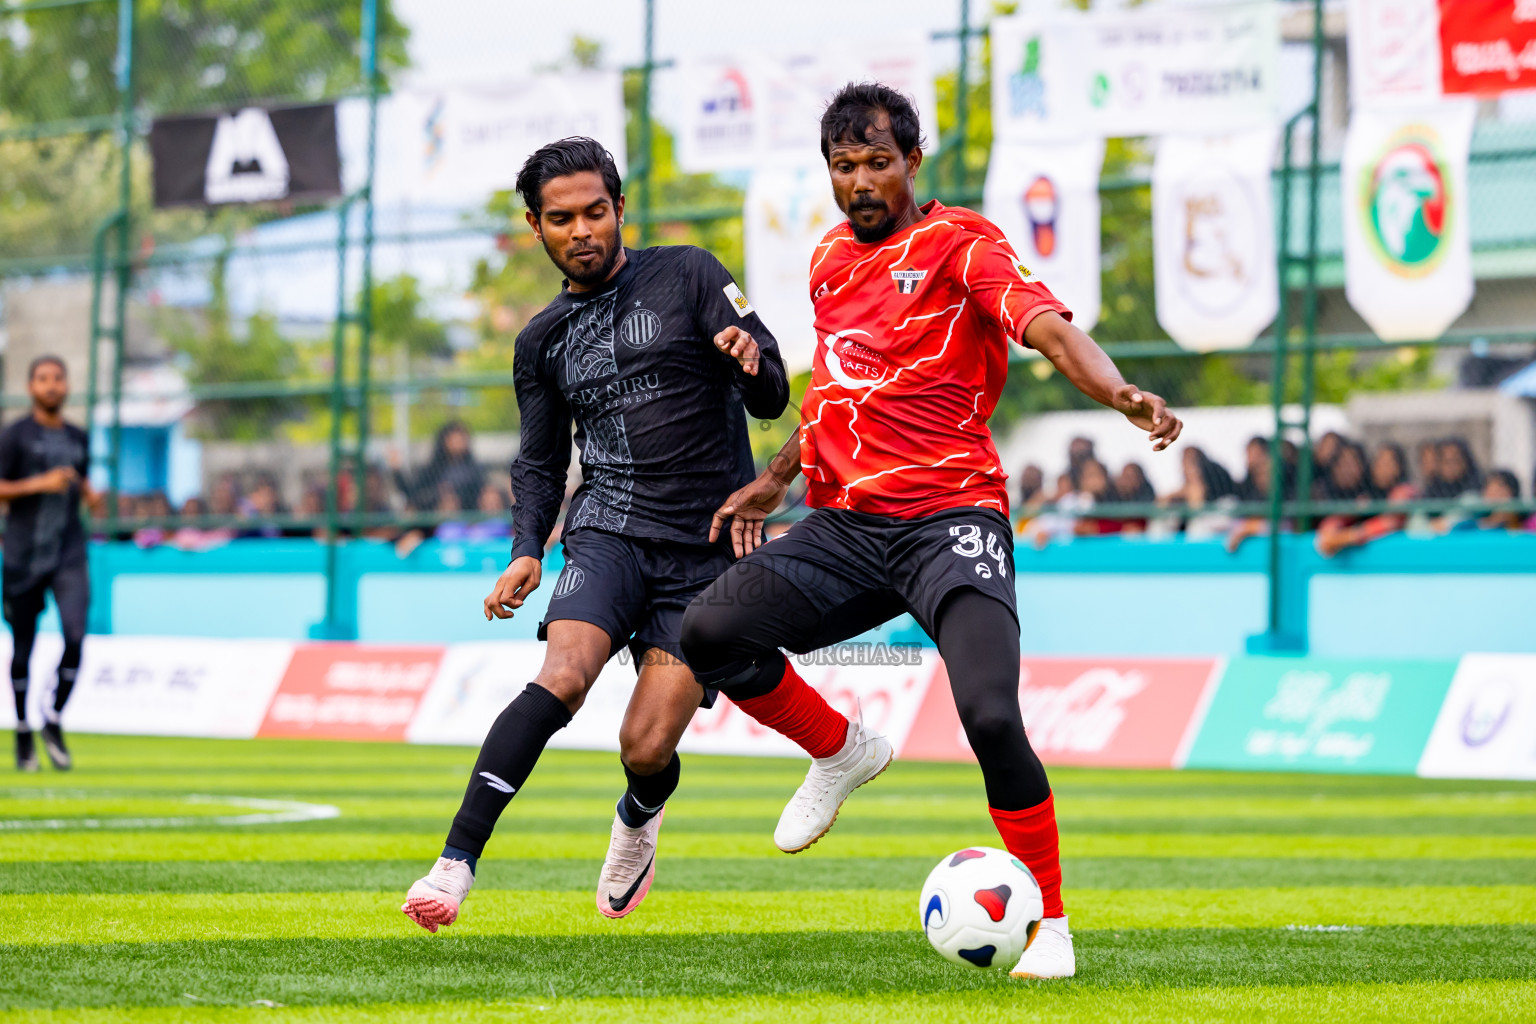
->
[[549, 235, 623, 287], [847, 197, 897, 243]]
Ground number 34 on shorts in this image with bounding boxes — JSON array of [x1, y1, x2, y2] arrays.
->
[[949, 523, 1011, 580]]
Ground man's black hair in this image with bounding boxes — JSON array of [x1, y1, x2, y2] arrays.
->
[[514, 137, 623, 218], [819, 81, 926, 161], [28, 354, 66, 380]]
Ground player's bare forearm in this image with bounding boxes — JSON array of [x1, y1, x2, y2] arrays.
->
[[768, 430, 802, 486], [1023, 311, 1183, 451]]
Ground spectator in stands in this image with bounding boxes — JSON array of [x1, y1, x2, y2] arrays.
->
[[1067, 436, 1096, 488], [292, 487, 328, 541], [1114, 461, 1156, 504], [1318, 442, 1375, 502], [1312, 430, 1345, 483], [169, 496, 233, 551], [132, 491, 173, 548], [1164, 446, 1237, 509], [1236, 437, 1271, 502], [1427, 438, 1482, 499], [1315, 444, 1420, 557], [437, 483, 514, 544], [1471, 470, 1523, 533], [394, 421, 485, 512], [209, 474, 240, 519], [1017, 464, 1044, 507], [1226, 440, 1294, 552], [238, 474, 285, 539], [1020, 470, 1089, 548], [1073, 459, 1122, 536], [1415, 440, 1440, 493]]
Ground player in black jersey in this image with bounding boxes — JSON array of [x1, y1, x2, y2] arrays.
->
[[1, 356, 94, 772], [402, 138, 885, 930]]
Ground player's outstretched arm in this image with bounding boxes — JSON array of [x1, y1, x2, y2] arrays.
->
[[710, 432, 801, 557], [1023, 311, 1183, 452]]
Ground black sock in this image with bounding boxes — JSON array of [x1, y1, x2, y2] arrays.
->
[[441, 844, 479, 874], [443, 683, 572, 858], [617, 752, 680, 828], [12, 677, 27, 731], [46, 668, 76, 726]]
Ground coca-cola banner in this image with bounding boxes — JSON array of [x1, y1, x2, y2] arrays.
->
[[1350, 0, 1536, 106], [901, 657, 1222, 769]]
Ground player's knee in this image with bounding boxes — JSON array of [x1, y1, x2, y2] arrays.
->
[[956, 696, 1025, 751], [531, 666, 591, 713], [619, 736, 674, 777]]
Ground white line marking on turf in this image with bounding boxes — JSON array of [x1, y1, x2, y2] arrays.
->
[[0, 794, 341, 830]]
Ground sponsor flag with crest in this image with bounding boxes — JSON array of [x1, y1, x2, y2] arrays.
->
[[1342, 100, 1476, 341], [1152, 128, 1279, 352], [984, 137, 1104, 332]]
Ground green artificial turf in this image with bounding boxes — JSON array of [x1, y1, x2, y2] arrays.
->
[[7, 734, 1535, 1022]]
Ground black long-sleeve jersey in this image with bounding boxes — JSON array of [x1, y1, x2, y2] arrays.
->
[[509, 245, 790, 561]]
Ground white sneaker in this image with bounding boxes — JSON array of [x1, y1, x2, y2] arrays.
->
[[401, 856, 475, 933], [773, 716, 893, 853], [1010, 915, 1075, 979], [596, 807, 664, 919]]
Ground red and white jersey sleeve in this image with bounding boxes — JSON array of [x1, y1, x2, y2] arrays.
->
[[799, 201, 1071, 519]]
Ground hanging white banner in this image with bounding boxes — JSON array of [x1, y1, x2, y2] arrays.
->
[[744, 166, 844, 372], [675, 37, 937, 174], [1152, 128, 1280, 352], [983, 138, 1105, 332], [1346, 0, 1445, 109], [991, 3, 1280, 144], [367, 71, 627, 206], [1342, 100, 1477, 342]]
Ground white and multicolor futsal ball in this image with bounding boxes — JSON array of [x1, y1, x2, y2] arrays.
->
[[919, 846, 1044, 969]]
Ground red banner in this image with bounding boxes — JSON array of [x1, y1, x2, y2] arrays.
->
[[1440, 0, 1536, 95], [901, 657, 1221, 769], [258, 644, 444, 742]]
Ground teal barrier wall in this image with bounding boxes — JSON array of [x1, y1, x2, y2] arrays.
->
[[8, 534, 1535, 656]]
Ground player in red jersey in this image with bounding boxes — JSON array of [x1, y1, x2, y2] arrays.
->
[[680, 83, 1182, 979]]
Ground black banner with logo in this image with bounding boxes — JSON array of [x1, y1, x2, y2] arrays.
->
[[148, 103, 342, 208]]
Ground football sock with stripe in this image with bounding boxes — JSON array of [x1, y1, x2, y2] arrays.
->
[[989, 794, 1065, 919], [443, 682, 572, 860], [617, 751, 680, 827], [44, 667, 76, 726], [728, 656, 849, 759]]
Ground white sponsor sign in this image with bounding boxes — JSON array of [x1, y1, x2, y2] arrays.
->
[[407, 641, 641, 750], [0, 635, 294, 739], [205, 108, 290, 204], [675, 37, 937, 173], [1347, 0, 1445, 109], [680, 652, 938, 760], [744, 166, 844, 371], [1419, 654, 1536, 780], [371, 72, 627, 206], [1153, 128, 1279, 351], [1342, 100, 1476, 342], [984, 137, 1105, 332], [990, 3, 1280, 143]]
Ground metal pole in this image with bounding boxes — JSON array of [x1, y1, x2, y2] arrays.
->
[[107, 0, 134, 532], [322, 196, 354, 635], [353, 0, 379, 532], [1264, 117, 1298, 640], [637, 0, 655, 247], [954, 0, 970, 199], [1294, 0, 1327, 528]]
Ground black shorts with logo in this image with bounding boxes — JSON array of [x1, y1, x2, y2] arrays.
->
[[539, 527, 735, 703], [732, 505, 1018, 649]]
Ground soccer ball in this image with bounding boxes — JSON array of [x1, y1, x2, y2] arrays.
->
[[918, 846, 1044, 969]]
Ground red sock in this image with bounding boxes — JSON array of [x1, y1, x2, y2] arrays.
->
[[989, 793, 1065, 919], [733, 658, 850, 759]]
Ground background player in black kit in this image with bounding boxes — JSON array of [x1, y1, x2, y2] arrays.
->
[[404, 137, 865, 930], [1, 356, 94, 772]]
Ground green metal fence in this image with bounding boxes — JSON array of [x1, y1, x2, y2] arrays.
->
[[1, 0, 1534, 644]]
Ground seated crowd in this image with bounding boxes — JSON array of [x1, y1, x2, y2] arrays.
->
[[1017, 433, 1535, 554]]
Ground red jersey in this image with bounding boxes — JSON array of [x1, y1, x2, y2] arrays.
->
[[800, 200, 1070, 518]]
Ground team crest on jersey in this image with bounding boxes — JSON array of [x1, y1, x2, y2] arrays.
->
[[890, 268, 927, 294]]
